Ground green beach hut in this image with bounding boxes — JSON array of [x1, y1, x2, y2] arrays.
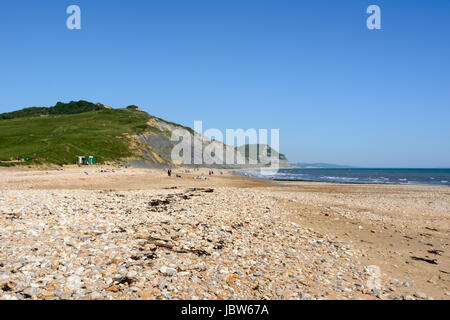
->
[[77, 156, 97, 165]]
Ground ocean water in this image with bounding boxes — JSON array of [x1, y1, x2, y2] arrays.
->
[[238, 168, 450, 186]]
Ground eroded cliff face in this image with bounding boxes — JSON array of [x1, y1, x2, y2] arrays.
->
[[130, 118, 289, 169]]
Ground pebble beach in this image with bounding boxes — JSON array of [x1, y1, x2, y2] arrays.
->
[[0, 167, 448, 300]]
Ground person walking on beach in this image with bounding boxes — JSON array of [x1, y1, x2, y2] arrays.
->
[[167, 169, 172, 177]]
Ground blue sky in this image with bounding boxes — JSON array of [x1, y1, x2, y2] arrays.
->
[[0, 0, 449, 167]]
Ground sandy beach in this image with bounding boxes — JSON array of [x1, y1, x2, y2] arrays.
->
[[0, 166, 448, 300]]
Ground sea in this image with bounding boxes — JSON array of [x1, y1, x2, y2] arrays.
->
[[238, 168, 450, 186]]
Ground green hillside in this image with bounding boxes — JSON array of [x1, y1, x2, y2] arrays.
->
[[0, 101, 289, 168], [0, 105, 161, 166]]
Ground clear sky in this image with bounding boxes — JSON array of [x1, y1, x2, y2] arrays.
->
[[0, 0, 449, 167]]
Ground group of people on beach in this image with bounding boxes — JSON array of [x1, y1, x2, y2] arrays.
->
[[166, 168, 222, 179]]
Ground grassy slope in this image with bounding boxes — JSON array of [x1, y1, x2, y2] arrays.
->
[[0, 109, 156, 166]]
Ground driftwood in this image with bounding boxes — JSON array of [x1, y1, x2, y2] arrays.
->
[[147, 236, 210, 256], [411, 256, 438, 265], [427, 249, 443, 256]]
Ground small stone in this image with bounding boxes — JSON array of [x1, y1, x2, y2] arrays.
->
[[160, 266, 177, 276], [1, 294, 18, 300], [65, 275, 82, 291], [298, 292, 314, 300], [106, 285, 120, 292], [192, 263, 206, 272], [219, 268, 229, 274], [38, 290, 56, 300], [413, 291, 427, 299], [22, 287, 39, 298], [371, 288, 380, 295], [90, 292, 102, 299], [389, 278, 399, 285], [226, 274, 240, 285], [1, 282, 16, 291], [138, 289, 154, 299]]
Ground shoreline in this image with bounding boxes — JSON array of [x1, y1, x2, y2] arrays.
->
[[233, 168, 450, 187]]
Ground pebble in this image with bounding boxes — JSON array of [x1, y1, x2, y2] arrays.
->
[[389, 278, 399, 285], [66, 275, 82, 291], [298, 292, 314, 300], [413, 292, 427, 299], [160, 267, 177, 277]]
